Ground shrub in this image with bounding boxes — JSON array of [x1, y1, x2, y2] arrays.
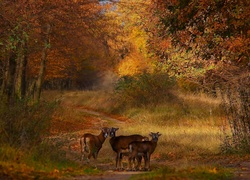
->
[[0, 99, 57, 148], [177, 77, 201, 92], [114, 72, 175, 107]]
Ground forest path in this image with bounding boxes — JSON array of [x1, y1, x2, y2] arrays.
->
[[49, 100, 146, 180], [46, 92, 250, 180]]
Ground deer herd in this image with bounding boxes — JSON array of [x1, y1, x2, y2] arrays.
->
[[80, 127, 161, 171]]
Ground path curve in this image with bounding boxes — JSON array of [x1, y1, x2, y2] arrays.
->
[[49, 104, 144, 180], [77, 107, 125, 125]]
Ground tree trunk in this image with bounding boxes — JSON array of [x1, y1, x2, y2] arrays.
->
[[34, 24, 51, 101], [0, 55, 8, 96], [6, 51, 17, 105], [12, 40, 28, 100], [21, 43, 28, 98]]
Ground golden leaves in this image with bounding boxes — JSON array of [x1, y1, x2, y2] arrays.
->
[[117, 53, 148, 76]]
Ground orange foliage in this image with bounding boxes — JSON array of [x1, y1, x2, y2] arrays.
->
[[45, 50, 73, 80], [149, 0, 250, 67]]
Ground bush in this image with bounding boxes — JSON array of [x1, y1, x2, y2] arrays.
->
[[177, 77, 201, 92], [0, 99, 57, 148], [114, 72, 175, 107]]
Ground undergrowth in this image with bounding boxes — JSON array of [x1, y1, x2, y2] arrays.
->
[[0, 100, 56, 147], [0, 99, 99, 179]]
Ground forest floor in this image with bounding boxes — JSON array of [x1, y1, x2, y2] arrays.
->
[[49, 99, 250, 180]]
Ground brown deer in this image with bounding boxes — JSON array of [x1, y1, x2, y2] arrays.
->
[[109, 127, 148, 171], [80, 127, 110, 162], [128, 132, 161, 171]]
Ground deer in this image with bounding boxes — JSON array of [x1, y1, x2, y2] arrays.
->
[[128, 132, 161, 171], [109, 127, 149, 171], [80, 127, 110, 163]]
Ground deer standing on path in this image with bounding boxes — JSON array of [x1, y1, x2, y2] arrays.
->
[[128, 132, 161, 171], [80, 127, 110, 162], [109, 127, 149, 171]]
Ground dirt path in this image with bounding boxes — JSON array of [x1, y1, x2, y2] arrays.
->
[[49, 104, 146, 180], [234, 162, 250, 180], [64, 171, 146, 180]]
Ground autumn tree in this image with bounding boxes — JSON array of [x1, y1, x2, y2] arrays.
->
[[0, 0, 109, 102], [149, 0, 250, 150], [102, 0, 154, 76]]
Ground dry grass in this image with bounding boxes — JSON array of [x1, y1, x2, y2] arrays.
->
[[42, 90, 230, 170], [106, 119, 223, 166]]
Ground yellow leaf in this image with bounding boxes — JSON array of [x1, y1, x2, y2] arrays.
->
[[209, 167, 217, 174]]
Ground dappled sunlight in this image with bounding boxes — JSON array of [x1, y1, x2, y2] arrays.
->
[[121, 122, 223, 157], [46, 90, 227, 161]]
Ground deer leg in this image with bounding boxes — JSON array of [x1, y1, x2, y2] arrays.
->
[[115, 152, 123, 171], [132, 152, 139, 171], [115, 153, 119, 170], [128, 155, 132, 171], [121, 153, 124, 170], [118, 152, 123, 170], [136, 155, 142, 171], [144, 153, 150, 171], [128, 152, 135, 171], [92, 152, 99, 169], [142, 154, 148, 171], [86, 153, 91, 163], [132, 157, 136, 171], [93, 148, 99, 160], [81, 148, 85, 161], [81, 146, 89, 162], [148, 155, 151, 171]]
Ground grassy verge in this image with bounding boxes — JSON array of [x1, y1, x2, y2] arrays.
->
[[0, 143, 101, 179], [0, 97, 102, 179]]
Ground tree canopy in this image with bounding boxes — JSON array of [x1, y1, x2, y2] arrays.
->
[[148, 0, 249, 82], [0, 0, 249, 101]]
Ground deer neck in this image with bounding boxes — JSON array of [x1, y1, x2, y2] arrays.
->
[[151, 140, 158, 151], [109, 136, 115, 145], [97, 132, 106, 144]]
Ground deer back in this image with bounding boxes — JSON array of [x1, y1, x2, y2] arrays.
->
[[110, 134, 146, 152], [130, 140, 157, 154]]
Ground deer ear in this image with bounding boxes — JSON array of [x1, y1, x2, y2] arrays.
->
[[115, 128, 119, 131]]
